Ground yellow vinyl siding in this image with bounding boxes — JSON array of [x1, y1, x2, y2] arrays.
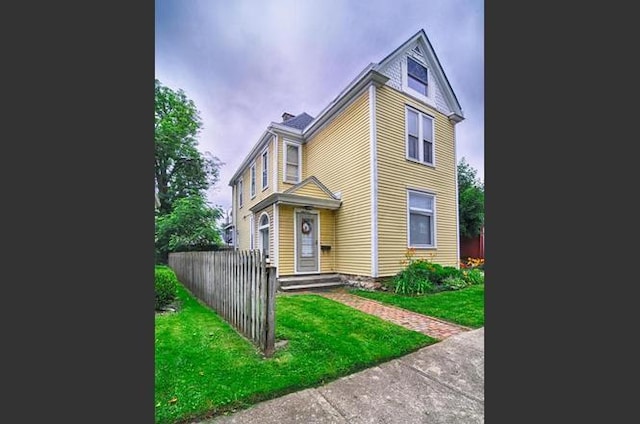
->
[[376, 85, 458, 276], [319, 209, 336, 272], [304, 91, 371, 275], [278, 205, 295, 274], [235, 138, 275, 250], [287, 181, 334, 200]]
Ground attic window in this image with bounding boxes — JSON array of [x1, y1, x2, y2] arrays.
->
[[407, 57, 428, 97]]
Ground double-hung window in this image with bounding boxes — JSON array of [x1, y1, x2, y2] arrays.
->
[[261, 150, 269, 189], [250, 163, 256, 198], [406, 107, 435, 166], [407, 57, 429, 97], [284, 142, 301, 183], [408, 190, 435, 248], [238, 179, 243, 208]]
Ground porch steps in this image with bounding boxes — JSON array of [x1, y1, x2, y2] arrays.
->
[[278, 274, 343, 291]]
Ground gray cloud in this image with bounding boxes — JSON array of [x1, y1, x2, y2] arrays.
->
[[156, 0, 484, 210]]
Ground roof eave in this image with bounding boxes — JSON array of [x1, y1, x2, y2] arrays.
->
[[303, 70, 389, 139], [228, 129, 273, 186], [249, 192, 342, 213]]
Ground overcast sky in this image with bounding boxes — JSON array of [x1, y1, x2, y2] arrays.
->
[[155, 0, 484, 212]]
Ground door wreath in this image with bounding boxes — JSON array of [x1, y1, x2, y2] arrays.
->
[[301, 219, 312, 234]]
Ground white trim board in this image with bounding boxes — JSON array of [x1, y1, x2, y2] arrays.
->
[[369, 84, 379, 278]]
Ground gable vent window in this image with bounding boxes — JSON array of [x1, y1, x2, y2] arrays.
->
[[407, 57, 428, 97]]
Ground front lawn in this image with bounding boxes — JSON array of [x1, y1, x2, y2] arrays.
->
[[155, 283, 434, 424], [352, 284, 485, 328]]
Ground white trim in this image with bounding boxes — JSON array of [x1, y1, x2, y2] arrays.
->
[[282, 139, 302, 184], [369, 84, 379, 278], [228, 129, 273, 186], [293, 208, 320, 274], [261, 147, 269, 191], [250, 161, 257, 199], [406, 189, 437, 249], [272, 134, 278, 192], [273, 203, 279, 277], [270, 122, 303, 137], [232, 185, 237, 249], [249, 213, 255, 250], [258, 211, 270, 257], [238, 178, 244, 209], [406, 185, 437, 195], [453, 124, 460, 268], [405, 105, 436, 167]]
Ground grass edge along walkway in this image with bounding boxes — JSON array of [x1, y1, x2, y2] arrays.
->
[[350, 284, 485, 329]]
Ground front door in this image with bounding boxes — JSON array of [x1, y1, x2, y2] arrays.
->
[[296, 212, 318, 273]]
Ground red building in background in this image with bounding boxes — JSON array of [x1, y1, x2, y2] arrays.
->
[[460, 226, 484, 259]]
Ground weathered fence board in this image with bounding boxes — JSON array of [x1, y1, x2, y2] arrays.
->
[[168, 250, 276, 356]]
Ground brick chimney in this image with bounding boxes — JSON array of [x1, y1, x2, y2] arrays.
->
[[282, 112, 295, 122]]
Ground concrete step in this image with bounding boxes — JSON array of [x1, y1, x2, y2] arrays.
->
[[278, 274, 343, 291], [279, 281, 344, 291], [278, 274, 341, 287]]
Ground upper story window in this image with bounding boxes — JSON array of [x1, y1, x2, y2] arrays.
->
[[407, 57, 428, 97], [408, 189, 435, 248], [238, 179, 243, 208], [406, 106, 435, 166], [261, 149, 269, 189], [250, 162, 256, 198], [284, 141, 301, 184]]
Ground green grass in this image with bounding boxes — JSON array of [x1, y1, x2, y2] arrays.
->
[[155, 284, 434, 424], [352, 284, 485, 328]]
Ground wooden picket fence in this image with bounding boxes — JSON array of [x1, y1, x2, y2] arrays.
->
[[168, 250, 277, 356]]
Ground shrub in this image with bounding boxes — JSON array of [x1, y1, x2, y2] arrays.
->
[[441, 276, 469, 291], [392, 249, 436, 295], [394, 268, 434, 295], [432, 266, 463, 286], [462, 268, 484, 286], [155, 266, 179, 310]]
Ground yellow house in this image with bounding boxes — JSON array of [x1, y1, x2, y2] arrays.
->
[[228, 29, 465, 289]]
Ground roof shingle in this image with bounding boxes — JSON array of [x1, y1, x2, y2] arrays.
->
[[281, 112, 314, 130]]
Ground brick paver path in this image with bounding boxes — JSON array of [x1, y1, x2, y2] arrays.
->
[[317, 292, 470, 340]]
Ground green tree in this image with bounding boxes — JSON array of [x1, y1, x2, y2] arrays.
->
[[155, 196, 224, 263], [458, 157, 484, 238], [155, 80, 224, 263], [155, 79, 222, 215]]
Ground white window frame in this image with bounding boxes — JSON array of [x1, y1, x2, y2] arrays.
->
[[405, 105, 436, 167], [407, 56, 429, 97], [250, 162, 256, 199], [401, 54, 436, 108], [261, 148, 269, 190], [249, 214, 254, 250], [407, 189, 436, 249], [258, 212, 270, 258], [283, 140, 302, 184], [238, 178, 243, 209]]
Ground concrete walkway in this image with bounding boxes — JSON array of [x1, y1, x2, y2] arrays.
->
[[317, 292, 470, 340], [198, 328, 484, 424]]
